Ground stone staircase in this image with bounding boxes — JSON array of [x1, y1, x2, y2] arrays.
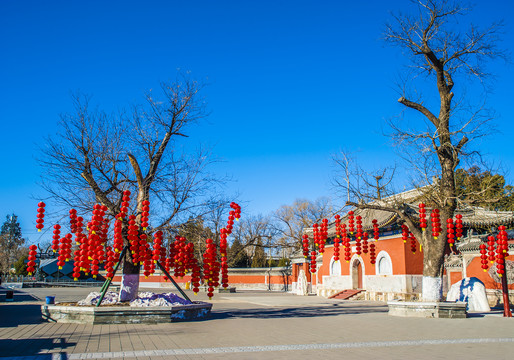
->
[[328, 289, 364, 300]]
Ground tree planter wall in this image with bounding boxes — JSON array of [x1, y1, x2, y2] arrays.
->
[[41, 302, 212, 324], [387, 300, 467, 318]]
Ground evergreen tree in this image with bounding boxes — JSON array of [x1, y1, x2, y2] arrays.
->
[[228, 238, 250, 268], [251, 240, 267, 268], [0, 214, 26, 274]]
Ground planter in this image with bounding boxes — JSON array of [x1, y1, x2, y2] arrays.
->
[[387, 300, 467, 318], [41, 301, 212, 324]]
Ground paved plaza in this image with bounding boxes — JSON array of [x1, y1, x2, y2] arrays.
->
[[1, 285, 513, 360]]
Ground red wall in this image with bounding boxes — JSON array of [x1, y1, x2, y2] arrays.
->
[[315, 235, 425, 283], [455, 255, 514, 291]]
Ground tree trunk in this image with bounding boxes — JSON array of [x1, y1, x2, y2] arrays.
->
[[119, 256, 140, 302], [421, 230, 446, 301], [119, 227, 140, 302]]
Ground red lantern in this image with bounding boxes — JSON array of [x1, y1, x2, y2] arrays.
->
[[120, 190, 131, 219], [355, 215, 363, 240], [35, 201, 46, 231], [418, 203, 427, 230], [302, 234, 309, 258], [362, 232, 368, 254], [431, 209, 441, 239], [27, 245, 38, 275], [455, 214, 463, 240], [141, 199, 150, 230], [369, 242, 376, 264], [479, 243, 488, 272], [348, 211, 355, 234], [409, 232, 417, 253], [446, 218, 455, 247], [310, 250, 317, 273], [487, 235, 496, 263], [319, 218, 328, 253], [372, 219, 380, 241], [401, 224, 409, 243]]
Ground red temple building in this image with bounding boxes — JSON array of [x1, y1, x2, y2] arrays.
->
[[291, 188, 514, 306]]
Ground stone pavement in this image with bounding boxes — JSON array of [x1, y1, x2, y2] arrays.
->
[[1, 285, 513, 360]]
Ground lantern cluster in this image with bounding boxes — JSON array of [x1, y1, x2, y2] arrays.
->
[[418, 203, 427, 230], [29, 200, 242, 301], [446, 218, 455, 247], [27, 245, 37, 275], [431, 209, 441, 239], [36, 202, 46, 232]]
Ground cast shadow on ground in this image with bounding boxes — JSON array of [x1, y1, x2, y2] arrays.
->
[[209, 303, 388, 320], [0, 338, 76, 359], [0, 338, 75, 358], [0, 304, 43, 327]]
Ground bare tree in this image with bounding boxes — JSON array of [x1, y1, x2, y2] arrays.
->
[[273, 198, 334, 255], [231, 215, 277, 260], [335, 0, 505, 301], [39, 75, 226, 300]]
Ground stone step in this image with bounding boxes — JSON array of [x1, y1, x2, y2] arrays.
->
[[329, 289, 364, 300]]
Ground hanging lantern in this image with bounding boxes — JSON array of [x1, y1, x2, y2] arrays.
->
[[302, 234, 309, 258], [310, 250, 317, 273], [498, 225, 509, 256], [52, 224, 61, 252], [27, 245, 38, 275], [455, 214, 463, 240], [355, 215, 363, 240], [446, 218, 455, 247], [348, 211, 355, 234], [401, 224, 409, 243], [35, 201, 46, 231], [372, 219, 380, 241], [418, 203, 427, 230], [409, 232, 417, 253], [479, 243, 488, 272], [313, 223, 319, 248], [120, 190, 131, 219], [319, 218, 328, 253], [369, 242, 376, 264], [487, 235, 496, 264], [431, 209, 441, 239], [362, 232, 368, 254]]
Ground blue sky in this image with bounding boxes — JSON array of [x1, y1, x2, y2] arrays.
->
[[1, 0, 513, 243]]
